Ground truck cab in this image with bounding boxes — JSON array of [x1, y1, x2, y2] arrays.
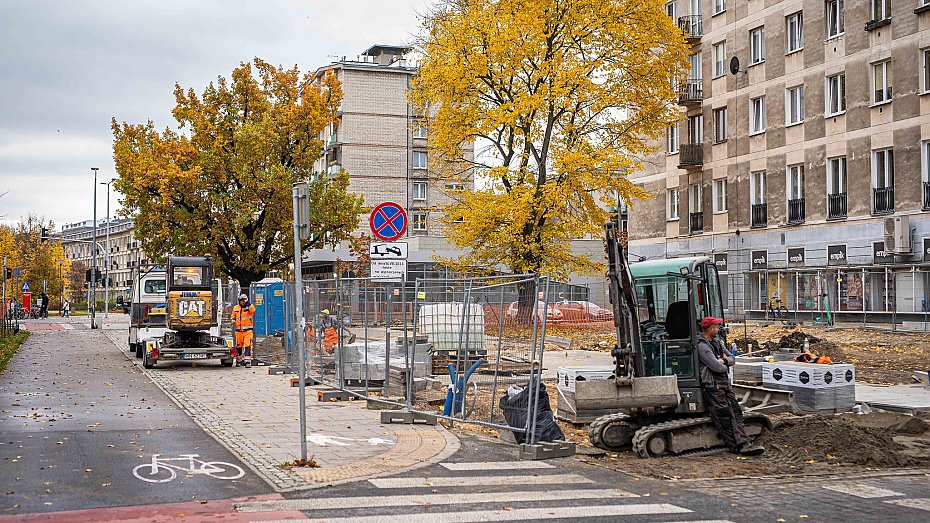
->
[[128, 265, 168, 358]]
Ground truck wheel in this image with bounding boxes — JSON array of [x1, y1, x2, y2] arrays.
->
[[220, 358, 233, 367], [135, 343, 144, 359]]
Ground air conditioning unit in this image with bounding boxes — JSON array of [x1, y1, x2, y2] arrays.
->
[[883, 215, 911, 254]]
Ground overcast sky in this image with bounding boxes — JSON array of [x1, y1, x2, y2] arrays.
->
[[0, 0, 429, 230]]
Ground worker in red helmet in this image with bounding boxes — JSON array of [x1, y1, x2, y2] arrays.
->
[[232, 294, 256, 368], [697, 316, 764, 456]]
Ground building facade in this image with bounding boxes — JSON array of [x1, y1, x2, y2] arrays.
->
[[61, 218, 147, 299], [306, 45, 475, 279], [628, 0, 930, 323]]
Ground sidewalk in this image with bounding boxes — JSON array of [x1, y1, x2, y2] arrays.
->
[[98, 315, 458, 492]]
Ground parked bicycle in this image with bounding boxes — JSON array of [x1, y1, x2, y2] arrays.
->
[[768, 298, 789, 321], [132, 454, 245, 483]]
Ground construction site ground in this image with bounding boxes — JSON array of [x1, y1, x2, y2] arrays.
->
[[487, 322, 930, 480]]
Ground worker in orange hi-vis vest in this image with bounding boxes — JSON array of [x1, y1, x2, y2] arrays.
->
[[232, 294, 256, 368], [306, 309, 355, 354]]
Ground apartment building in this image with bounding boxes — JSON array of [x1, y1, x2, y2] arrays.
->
[[628, 0, 930, 323], [306, 45, 475, 279], [61, 218, 147, 298]]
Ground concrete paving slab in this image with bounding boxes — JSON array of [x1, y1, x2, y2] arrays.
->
[[856, 384, 930, 413]]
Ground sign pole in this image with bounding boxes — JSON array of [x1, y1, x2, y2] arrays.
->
[[292, 184, 308, 462]]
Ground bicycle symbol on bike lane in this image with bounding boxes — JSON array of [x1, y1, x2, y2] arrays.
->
[[133, 454, 245, 483]]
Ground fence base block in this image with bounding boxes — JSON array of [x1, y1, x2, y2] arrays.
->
[[519, 440, 576, 460], [290, 376, 322, 387], [317, 389, 356, 402], [268, 366, 291, 375], [380, 410, 438, 425]]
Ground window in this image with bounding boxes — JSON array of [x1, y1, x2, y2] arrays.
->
[[750, 27, 765, 64], [825, 73, 846, 115], [873, 60, 892, 104], [713, 42, 727, 78], [785, 85, 805, 126], [413, 151, 428, 169], [412, 212, 428, 231], [665, 1, 677, 18], [924, 141, 930, 183], [922, 49, 930, 94], [667, 126, 679, 153], [413, 122, 428, 138], [714, 0, 726, 15], [750, 96, 766, 134], [713, 107, 728, 143], [689, 184, 703, 213], [751, 171, 766, 205], [825, 0, 844, 38], [786, 12, 803, 53], [689, 52, 702, 80], [668, 188, 680, 220], [871, 0, 891, 21], [828, 157, 847, 195], [787, 165, 804, 201], [713, 179, 728, 212], [412, 181, 427, 201], [873, 149, 894, 189], [688, 114, 703, 144]]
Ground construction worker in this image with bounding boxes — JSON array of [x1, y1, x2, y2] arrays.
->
[[232, 293, 256, 368], [696, 316, 765, 456]]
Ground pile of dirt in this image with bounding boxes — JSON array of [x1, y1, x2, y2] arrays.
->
[[732, 331, 847, 362], [758, 414, 928, 468]]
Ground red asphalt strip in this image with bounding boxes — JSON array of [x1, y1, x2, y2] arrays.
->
[[0, 494, 309, 523]]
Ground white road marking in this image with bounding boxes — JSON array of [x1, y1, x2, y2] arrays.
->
[[885, 498, 930, 512], [255, 503, 691, 523], [62, 324, 74, 330], [822, 484, 905, 498], [368, 473, 594, 489], [440, 461, 555, 471], [307, 433, 395, 447], [237, 488, 639, 512]]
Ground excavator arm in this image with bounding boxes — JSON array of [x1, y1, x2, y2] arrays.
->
[[605, 221, 643, 384]]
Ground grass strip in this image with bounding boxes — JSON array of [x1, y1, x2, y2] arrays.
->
[[0, 331, 29, 373]]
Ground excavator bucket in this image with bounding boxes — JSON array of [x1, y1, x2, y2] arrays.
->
[[574, 375, 680, 411]]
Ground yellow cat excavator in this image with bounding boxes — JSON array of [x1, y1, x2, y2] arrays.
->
[[142, 256, 234, 369]]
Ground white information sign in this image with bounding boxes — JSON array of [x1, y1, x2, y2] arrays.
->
[[369, 242, 408, 259], [371, 259, 407, 281]]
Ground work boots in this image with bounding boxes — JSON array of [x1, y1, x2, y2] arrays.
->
[[738, 441, 765, 456]]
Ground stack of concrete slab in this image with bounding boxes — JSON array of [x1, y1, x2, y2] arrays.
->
[[733, 356, 767, 384], [762, 361, 856, 412], [555, 366, 616, 423]]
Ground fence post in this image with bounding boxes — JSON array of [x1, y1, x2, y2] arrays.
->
[[290, 185, 308, 462], [526, 276, 550, 446], [488, 282, 506, 423]]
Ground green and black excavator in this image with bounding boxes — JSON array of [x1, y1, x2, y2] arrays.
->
[[585, 222, 781, 457]]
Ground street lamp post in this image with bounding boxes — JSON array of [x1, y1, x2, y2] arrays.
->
[[90, 167, 99, 329], [101, 179, 115, 319]]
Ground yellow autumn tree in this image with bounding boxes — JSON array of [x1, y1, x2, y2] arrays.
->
[[413, 0, 688, 280], [112, 59, 364, 288], [0, 215, 71, 308]]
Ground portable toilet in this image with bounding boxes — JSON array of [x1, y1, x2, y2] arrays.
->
[[250, 278, 286, 336]]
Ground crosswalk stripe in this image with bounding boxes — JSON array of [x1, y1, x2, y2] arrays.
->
[[368, 474, 593, 489], [440, 461, 555, 471], [823, 484, 905, 498], [255, 503, 691, 523], [237, 488, 639, 512], [884, 498, 930, 512]]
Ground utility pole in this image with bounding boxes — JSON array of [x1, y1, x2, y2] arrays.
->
[[91, 167, 99, 329], [101, 179, 115, 319]]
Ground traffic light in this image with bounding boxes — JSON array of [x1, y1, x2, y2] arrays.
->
[[4, 268, 10, 280], [85, 268, 102, 282]]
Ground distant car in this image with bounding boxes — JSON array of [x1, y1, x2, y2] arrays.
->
[[504, 301, 563, 323], [554, 300, 614, 322]]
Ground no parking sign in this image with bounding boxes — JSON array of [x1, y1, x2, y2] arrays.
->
[[369, 202, 407, 241]]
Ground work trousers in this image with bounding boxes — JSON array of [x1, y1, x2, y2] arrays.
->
[[234, 329, 253, 361], [703, 385, 751, 451]]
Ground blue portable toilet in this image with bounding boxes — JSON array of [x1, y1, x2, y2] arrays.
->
[[250, 278, 286, 336]]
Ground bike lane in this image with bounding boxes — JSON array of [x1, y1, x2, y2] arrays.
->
[[0, 322, 271, 516]]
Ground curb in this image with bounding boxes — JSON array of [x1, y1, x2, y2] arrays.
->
[[102, 330, 458, 492]]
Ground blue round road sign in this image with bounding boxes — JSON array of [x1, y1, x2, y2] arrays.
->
[[369, 202, 407, 241]]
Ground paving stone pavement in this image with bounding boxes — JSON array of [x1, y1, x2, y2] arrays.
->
[[102, 326, 458, 492]]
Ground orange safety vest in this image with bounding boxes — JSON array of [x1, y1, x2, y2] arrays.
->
[[232, 304, 256, 331]]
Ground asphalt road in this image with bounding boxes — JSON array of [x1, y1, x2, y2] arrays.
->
[[0, 322, 270, 516]]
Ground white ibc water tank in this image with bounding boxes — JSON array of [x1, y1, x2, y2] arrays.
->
[[418, 302, 485, 351]]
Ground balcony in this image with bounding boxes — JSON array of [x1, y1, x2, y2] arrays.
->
[[677, 15, 703, 41], [828, 192, 847, 219], [689, 212, 704, 234], [677, 144, 703, 168], [873, 187, 894, 215], [751, 203, 767, 228], [923, 182, 930, 210], [678, 78, 703, 105], [787, 198, 805, 225]]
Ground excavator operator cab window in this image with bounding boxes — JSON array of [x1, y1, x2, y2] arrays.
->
[[171, 267, 206, 287], [634, 275, 695, 380]]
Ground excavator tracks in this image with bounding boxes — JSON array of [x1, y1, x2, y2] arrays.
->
[[631, 417, 719, 458], [588, 412, 638, 452]]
